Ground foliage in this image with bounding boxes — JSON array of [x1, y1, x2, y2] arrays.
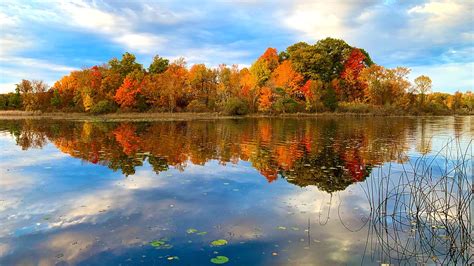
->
[[186, 99, 208, 112], [273, 97, 300, 113], [3, 40, 470, 115], [337, 101, 372, 113], [148, 55, 169, 74], [90, 100, 117, 114], [413, 75, 432, 106], [224, 97, 248, 115]]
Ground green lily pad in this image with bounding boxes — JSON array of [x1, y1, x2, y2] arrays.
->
[[186, 228, 198, 234], [210, 256, 229, 264], [211, 239, 228, 246], [197, 231, 208, 235], [150, 239, 173, 249], [150, 240, 165, 247]]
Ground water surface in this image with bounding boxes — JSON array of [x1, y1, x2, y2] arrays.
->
[[0, 117, 472, 265]]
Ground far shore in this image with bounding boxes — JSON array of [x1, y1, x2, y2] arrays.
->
[[0, 110, 469, 122]]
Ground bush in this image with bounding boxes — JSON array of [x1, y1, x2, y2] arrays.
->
[[337, 102, 372, 113], [274, 97, 300, 113], [186, 100, 208, 112], [224, 98, 249, 115], [90, 100, 117, 114]]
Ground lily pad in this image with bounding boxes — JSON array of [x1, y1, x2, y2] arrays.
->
[[211, 239, 228, 246], [167, 256, 179, 261], [150, 239, 173, 249], [186, 228, 198, 234], [150, 240, 165, 247], [210, 256, 229, 264], [197, 231, 208, 235]]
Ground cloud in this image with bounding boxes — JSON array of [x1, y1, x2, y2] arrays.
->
[[0, 57, 77, 93], [410, 62, 474, 92], [280, 0, 473, 92], [0, 0, 472, 93]]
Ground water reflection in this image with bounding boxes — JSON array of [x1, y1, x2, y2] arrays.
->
[[2, 118, 418, 190], [0, 117, 471, 265]]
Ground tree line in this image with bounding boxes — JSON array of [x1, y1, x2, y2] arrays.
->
[[0, 38, 472, 115]]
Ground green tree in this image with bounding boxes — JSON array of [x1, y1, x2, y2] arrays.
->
[[148, 55, 169, 74], [109, 52, 143, 78]]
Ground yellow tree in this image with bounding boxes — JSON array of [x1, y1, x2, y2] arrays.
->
[[413, 75, 432, 107]]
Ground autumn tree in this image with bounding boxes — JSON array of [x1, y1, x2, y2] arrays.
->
[[360, 65, 410, 106], [337, 48, 368, 102], [413, 75, 432, 107], [161, 58, 189, 112], [217, 64, 240, 107], [189, 64, 217, 108], [16, 79, 48, 110], [272, 60, 304, 97], [114, 69, 145, 109], [239, 67, 259, 112], [250, 58, 272, 87], [258, 86, 273, 112]]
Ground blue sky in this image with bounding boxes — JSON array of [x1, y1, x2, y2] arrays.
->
[[0, 0, 472, 93]]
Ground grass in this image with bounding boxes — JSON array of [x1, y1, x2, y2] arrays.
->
[[358, 138, 473, 265]]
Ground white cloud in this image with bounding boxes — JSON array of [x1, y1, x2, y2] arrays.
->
[[410, 62, 474, 93], [0, 57, 76, 73], [279, 0, 473, 92], [113, 33, 167, 54], [54, 0, 169, 54], [0, 57, 77, 93]]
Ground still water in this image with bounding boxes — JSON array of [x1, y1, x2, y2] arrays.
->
[[0, 117, 472, 265]]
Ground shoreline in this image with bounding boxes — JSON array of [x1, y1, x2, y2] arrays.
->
[[0, 110, 468, 122]]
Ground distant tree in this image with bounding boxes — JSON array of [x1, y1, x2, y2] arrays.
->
[[189, 64, 216, 107], [413, 75, 432, 107], [109, 52, 143, 78], [148, 55, 169, 74], [360, 65, 410, 106], [16, 79, 48, 110]]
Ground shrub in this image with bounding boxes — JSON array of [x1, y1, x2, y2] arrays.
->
[[274, 97, 300, 113], [224, 97, 249, 115], [90, 100, 117, 114], [337, 102, 372, 113], [186, 100, 208, 112]]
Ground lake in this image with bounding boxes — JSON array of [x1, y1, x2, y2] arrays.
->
[[0, 116, 472, 265]]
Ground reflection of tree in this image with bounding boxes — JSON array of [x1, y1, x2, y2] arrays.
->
[[148, 156, 169, 174], [281, 145, 372, 193], [416, 118, 432, 155], [0, 117, 415, 191]]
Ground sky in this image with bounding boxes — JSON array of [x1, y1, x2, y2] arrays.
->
[[0, 0, 472, 93]]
